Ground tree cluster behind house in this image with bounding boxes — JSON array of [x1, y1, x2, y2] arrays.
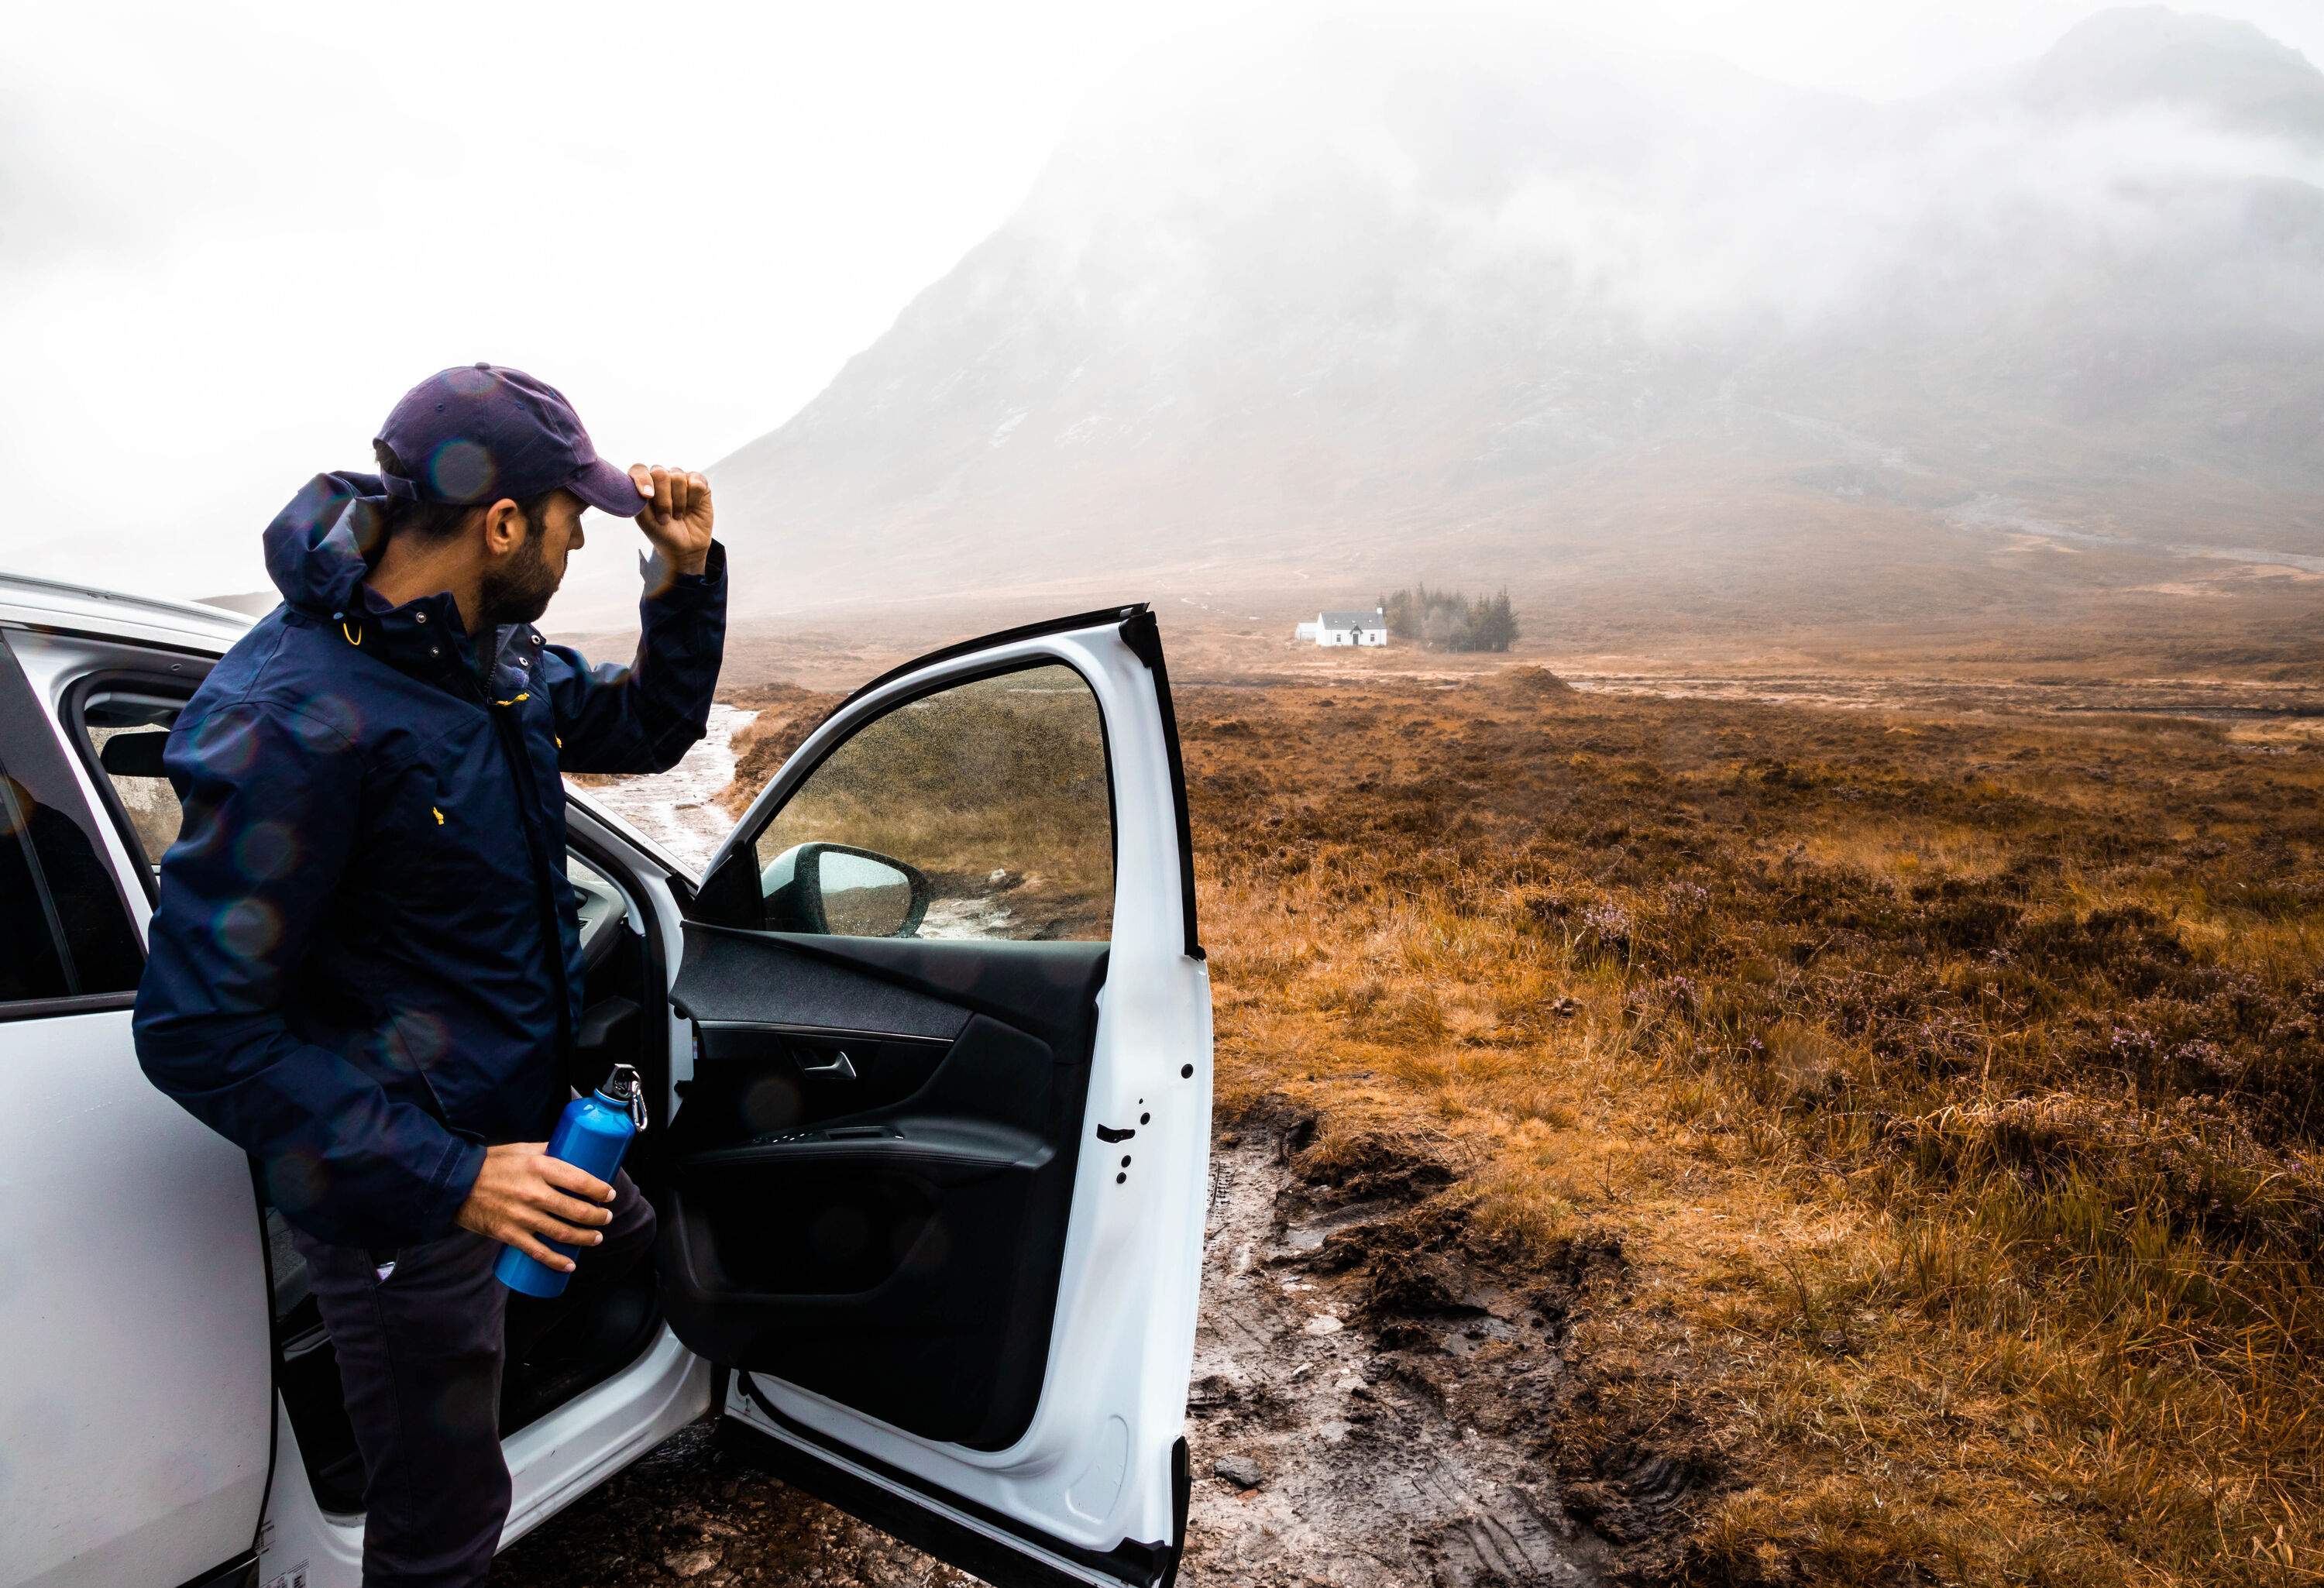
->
[[1379, 585, 1518, 652]]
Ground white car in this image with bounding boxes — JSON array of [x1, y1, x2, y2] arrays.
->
[[0, 572, 1212, 1588]]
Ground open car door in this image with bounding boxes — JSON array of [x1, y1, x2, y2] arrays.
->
[[662, 605, 1211, 1587]]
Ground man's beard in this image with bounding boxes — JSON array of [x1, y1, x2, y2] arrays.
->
[[476, 528, 560, 628]]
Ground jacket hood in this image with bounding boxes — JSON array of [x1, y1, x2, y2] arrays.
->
[[264, 471, 394, 616]]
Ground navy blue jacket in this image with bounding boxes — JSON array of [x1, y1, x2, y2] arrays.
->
[[133, 473, 727, 1248]]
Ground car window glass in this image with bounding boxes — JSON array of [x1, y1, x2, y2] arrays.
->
[[0, 765, 143, 1004], [568, 852, 633, 968], [751, 663, 1113, 942], [83, 695, 184, 868], [0, 641, 147, 1007], [0, 771, 76, 1002]]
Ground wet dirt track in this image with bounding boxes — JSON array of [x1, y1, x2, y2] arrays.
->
[[498, 1125, 1606, 1587], [1179, 1129, 1603, 1587]]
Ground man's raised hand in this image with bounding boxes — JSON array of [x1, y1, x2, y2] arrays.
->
[[629, 464, 713, 577]]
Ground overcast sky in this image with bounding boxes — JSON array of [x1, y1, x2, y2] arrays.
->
[[4, 0, 2319, 603]]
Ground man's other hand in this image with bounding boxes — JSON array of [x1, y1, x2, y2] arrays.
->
[[629, 464, 713, 577], [454, 1142, 615, 1272]]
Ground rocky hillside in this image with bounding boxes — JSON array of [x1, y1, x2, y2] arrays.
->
[[700, 7, 2324, 648]]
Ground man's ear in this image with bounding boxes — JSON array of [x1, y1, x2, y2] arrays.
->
[[479, 497, 528, 555]]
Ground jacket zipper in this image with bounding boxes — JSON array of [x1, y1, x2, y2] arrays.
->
[[472, 667, 579, 1077]]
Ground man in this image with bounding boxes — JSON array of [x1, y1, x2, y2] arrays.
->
[[133, 363, 727, 1585]]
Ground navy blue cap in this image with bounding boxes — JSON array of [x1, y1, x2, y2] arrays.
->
[[373, 363, 643, 517]]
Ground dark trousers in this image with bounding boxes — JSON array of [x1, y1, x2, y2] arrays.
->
[[290, 1173, 658, 1588]]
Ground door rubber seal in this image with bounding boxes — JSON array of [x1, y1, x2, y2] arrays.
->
[[734, 1373, 1175, 1587]]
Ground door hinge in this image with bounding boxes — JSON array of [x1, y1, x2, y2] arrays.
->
[[1117, 609, 1163, 671]]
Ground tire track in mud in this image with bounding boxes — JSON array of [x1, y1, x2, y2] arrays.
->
[[498, 1121, 1611, 1586], [1181, 1126, 1605, 1587]]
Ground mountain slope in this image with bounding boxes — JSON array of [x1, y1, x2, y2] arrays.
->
[[2014, 5, 2324, 140], [704, 8, 2324, 645]]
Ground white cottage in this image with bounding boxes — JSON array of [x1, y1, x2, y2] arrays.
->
[[1302, 607, 1387, 647]]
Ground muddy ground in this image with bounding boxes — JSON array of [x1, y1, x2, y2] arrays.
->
[[498, 1115, 1619, 1587]]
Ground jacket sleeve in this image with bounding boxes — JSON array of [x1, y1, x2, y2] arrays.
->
[[546, 540, 729, 775], [132, 700, 486, 1248]]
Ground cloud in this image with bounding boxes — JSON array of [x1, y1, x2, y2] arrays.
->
[[6, 0, 2321, 603], [1009, 12, 2324, 358]]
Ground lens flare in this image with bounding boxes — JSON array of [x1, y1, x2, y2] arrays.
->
[[233, 820, 299, 882], [429, 439, 496, 504], [213, 899, 283, 959], [195, 712, 262, 777], [268, 1149, 327, 1214], [396, 1010, 451, 1070], [301, 691, 365, 744]]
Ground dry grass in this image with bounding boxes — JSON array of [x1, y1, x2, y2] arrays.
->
[[748, 665, 1114, 939], [1182, 674, 2324, 1586], [706, 651, 2324, 1582]]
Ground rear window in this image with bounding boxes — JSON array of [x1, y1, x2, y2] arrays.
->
[[81, 693, 184, 869], [0, 764, 143, 1005], [0, 641, 147, 1010]]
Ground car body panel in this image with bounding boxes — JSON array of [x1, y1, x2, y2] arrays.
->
[[0, 572, 252, 655], [0, 616, 270, 1588], [0, 1012, 275, 1588], [0, 573, 1208, 1588], [673, 610, 1212, 1585], [254, 1329, 710, 1583]]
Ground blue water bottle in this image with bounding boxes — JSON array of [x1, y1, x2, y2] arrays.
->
[[494, 1063, 647, 1298]]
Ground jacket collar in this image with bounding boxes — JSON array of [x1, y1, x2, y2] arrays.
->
[[342, 586, 547, 703], [265, 470, 546, 703]]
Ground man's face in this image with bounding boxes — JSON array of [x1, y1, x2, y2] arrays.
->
[[531, 489, 586, 584], [477, 489, 586, 627]]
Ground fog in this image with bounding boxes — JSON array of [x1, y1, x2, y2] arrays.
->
[[3, 1, 2320, 607], [1023, 13, 2324, 345]]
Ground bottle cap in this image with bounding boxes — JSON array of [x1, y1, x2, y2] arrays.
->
[[597, 1063, 648, 1131]]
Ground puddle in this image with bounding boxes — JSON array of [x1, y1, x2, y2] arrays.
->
[[916, 895, 1019, 940], [1184, 1132, 1607, 1586], [1563, 672, 2324, 723], [573, 702, 758, 871], [1284, 1197, 1404, 1251], [1442, 1315, 1529, 1359]]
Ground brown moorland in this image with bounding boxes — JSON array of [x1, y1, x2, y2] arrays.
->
[[693, 658, 2324, 1584], [1174, 670, 2324, 1585]]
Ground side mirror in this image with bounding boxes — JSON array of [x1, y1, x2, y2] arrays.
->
[[99, 730, 172, 778], [761, 842, 932, 939]]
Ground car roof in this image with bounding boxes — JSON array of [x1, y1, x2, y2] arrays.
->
[[0, 570, 254, 655]]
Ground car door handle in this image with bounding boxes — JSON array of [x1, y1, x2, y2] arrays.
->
[[799, 1051, 858, 1079]]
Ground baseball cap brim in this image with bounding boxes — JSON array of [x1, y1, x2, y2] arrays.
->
[[569, 456, 649, 517]]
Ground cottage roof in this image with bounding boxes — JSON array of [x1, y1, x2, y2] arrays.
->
[[1320, 609, 1383, 628]]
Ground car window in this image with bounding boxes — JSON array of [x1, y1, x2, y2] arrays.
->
[[0, 757, 144, 1006], [81, 693, 184, 868], [0, 640, 148, 1009], [750, 662, 1114, 942], [568, 851, 634, 968], [0, 770, 78, 1002]]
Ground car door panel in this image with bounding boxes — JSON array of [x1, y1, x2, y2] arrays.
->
[[719, 1387, 1187, 1588], [0, 630, 271, 1588], [678, 926, 981, 1040], [661, 607, 1210, 1587], [665, 927, 1108, 1449]]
